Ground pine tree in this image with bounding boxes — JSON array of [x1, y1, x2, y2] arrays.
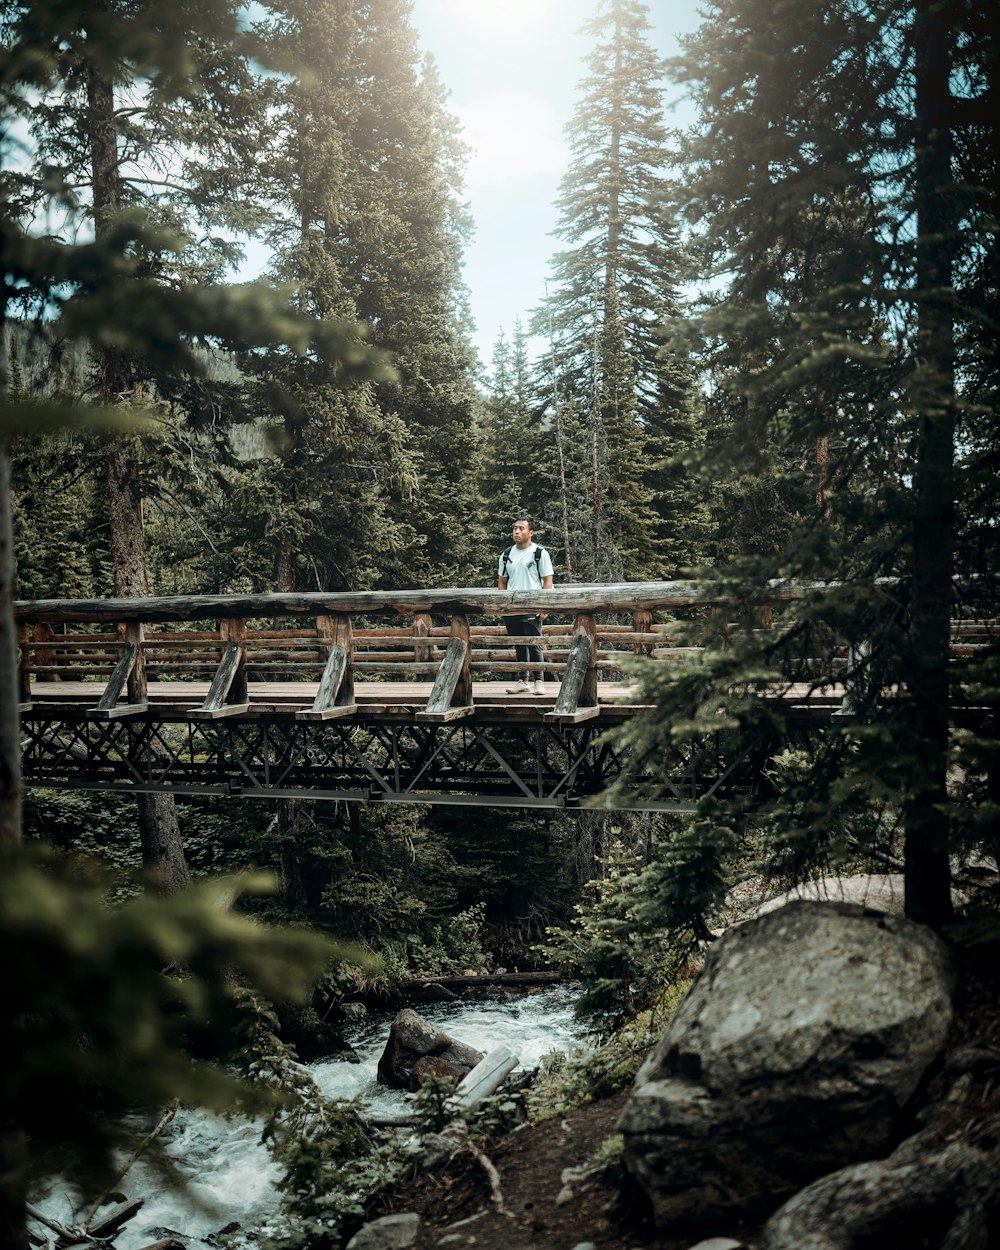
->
[[340, 2, 484, 587], [251, 0, 484, 590], [534, 0, 699, 581], [480, 322, 547, 550], [608, 0, 998, 928], [60, 0, 283, 887], [0, 2, 384, 1238], [227, 0, 415, 594], [2, 0, 388, 888]]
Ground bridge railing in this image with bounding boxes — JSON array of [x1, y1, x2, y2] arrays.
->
[[13, 582, 742, 724], [15, 582, 996, 725]]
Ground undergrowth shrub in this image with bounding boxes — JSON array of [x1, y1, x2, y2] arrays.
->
[[525, 981, 688, 1121]]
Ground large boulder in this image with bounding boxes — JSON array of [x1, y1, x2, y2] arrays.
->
[[754, 873, 906, 916], [377, 1008, 484, 1091], [618, 901, 954, 1229], [760, 1118, 1000, 1250]]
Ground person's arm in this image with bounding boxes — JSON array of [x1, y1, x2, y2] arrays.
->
[[498, 575, 508, 589]]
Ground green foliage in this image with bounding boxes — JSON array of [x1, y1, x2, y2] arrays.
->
[[540, 834, 716, 1031], [23, 790, 142, 874], [480, 323, 547, 545], [408, 1070, 460, 1135], [11, 436, 111, 599], [408, 1067, 521, 1142], [0, 845, 340, 1189], [532, 0, 703, 581], [251, 0, 483, 594], [641, 0, 998, 927], [208, 985, 403, 1250], [262, 1086, 398, 1250], [426, 806, 581, 959], [524, 993, 679, 1120], [403, 902, 493, 978], [233, 799, 581, 982]]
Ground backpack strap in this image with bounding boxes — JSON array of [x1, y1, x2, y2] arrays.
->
[[502, 544, 547, 578]]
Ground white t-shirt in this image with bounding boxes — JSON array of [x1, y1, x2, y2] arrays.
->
[[498, 543, 554, 591]]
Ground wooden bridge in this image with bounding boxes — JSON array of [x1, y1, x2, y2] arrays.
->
[[15, 582, 990, 810]]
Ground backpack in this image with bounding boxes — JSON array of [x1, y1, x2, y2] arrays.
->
[[501, 544, 546, 580]]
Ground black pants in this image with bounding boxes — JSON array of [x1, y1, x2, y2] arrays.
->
[[504, 614, 543, 679]]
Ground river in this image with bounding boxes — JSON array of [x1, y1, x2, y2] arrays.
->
[[33, 984, 588, 1248]]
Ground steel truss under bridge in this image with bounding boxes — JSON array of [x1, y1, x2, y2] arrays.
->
[[19, 712, 801, 811]]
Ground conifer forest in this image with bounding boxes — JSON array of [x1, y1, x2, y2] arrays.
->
[[1, 0, 998, 1247]]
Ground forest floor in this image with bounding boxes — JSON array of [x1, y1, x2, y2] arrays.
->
[[374, 941, 1000, 1250]]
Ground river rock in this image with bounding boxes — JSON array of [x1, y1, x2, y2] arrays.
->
[[618, 900, 955, 1229], [760, 1117, 1000, 1249], [377, 1008, 484, 1091], [345, 1213, 421, 1250], [754, 873, 906, 916], [339, 1001, 369, 1022]]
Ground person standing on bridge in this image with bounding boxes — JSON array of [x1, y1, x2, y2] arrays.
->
[[497, 517, 554, 695]]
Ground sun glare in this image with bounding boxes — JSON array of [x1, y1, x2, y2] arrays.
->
[[432, 0, 561, 37]]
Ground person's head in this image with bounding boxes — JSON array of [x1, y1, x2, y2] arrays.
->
[[511, 517, 534, 547]]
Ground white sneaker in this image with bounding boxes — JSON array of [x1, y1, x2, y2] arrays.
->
[[507, 681, 531, 693], [533, 679, 546, 695]]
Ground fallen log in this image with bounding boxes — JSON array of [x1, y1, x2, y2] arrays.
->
[[87, 1200, 145, 1240], [365, 1045, 521, 1129], [451, 1046, 520, 1112], [401, 971, 562, 993]]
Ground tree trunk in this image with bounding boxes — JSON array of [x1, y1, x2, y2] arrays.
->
[[276, 798, 311, 908], [87, 53, 190, 892], [0, 446, 20, 846], [136, 793, 191, 891], [0, 443, 29, 1250], [903, 0, 955, 930], [816, 434, 831, 521], [107, 437, 149, 598]]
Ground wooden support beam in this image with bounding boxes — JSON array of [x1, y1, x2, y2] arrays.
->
[[86, 622, 148, 720], [86, 642, 140, 719], [189, 618, 250, 719], [125, 620, 147, 704], [632, 609, 653, 656], [34, 622, 58, 680], [297, 646, 353, 720], [412, 612, 433, 664], [17, 622, 32, 710], [417, 615, 474, 722], [832, 638, 872, 720], [452, 613, 473, 706], [298, 613, 357, 720], [545, 613, 598, 723]]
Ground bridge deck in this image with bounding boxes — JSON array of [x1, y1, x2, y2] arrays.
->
[[23, 678, 845, 721], [20, 582, 983, 806]]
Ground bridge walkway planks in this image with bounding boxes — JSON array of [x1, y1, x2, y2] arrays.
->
[[23, 678, 846, 723]]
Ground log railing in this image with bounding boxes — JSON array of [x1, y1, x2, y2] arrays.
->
[[14, 582, 997, 726], [13, 582, 728, 725]]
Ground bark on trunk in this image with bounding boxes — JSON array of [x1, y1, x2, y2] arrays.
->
[[137, 793, 191, 891], [88, 53, 189, 892], [0, 447, 21, 846], [0, 443, 28, 1250], [276, 797, 311, 908]]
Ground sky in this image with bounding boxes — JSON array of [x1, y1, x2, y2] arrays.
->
[[408, 0, 704, 373]]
